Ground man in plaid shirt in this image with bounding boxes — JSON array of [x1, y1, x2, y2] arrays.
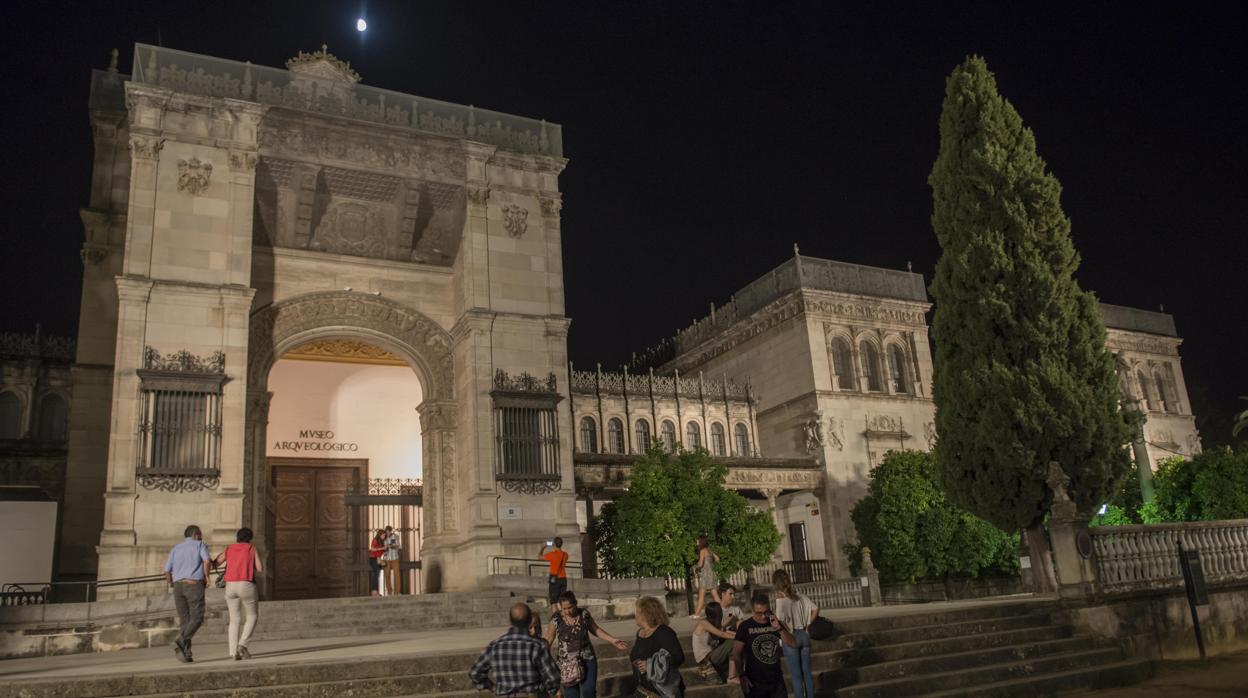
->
[[469, 603, 561, 697]]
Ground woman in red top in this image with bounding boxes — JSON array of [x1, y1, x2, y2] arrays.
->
[[368, 529, 386, 596], [213, 527, 263, 660]]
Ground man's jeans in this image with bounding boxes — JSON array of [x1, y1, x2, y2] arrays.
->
[[172, 582, 206, 648]]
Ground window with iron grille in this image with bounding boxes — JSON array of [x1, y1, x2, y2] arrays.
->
[[136, 348, 226, 484], [635, 419, 651, 453], [492, 370, 562, 494]]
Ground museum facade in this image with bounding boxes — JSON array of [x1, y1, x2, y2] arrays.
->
[[0, 43, 1201, 597]]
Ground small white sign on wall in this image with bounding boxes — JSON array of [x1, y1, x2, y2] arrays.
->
[[1020, 555, 1032, 569], [860, 576, 869, 588], [501, 506, 522, 520]]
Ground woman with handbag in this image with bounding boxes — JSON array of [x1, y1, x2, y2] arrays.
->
[[214, 527, 263, 660], [543, 590, 628, 698], [772, 569, 818, 698]]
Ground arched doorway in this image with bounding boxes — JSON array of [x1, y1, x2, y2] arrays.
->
[[246, 291, 457, 599]]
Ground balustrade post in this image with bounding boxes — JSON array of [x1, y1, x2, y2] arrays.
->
[[1045, 463, 1098, 599], [859, 547, 881, 607]]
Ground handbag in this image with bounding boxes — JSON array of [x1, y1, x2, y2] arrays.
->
[[558, 652, 584, 686], [808, 615, 836, 641]]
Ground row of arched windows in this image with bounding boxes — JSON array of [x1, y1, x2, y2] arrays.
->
[[829, 337, 912, 395], [0, 391, 68, 442], [1133, 364, 1181, 414], [578, 415, 751, 457]]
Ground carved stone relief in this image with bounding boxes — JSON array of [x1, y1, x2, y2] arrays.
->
[[128, 135, 164, 161], [924, 421, 937, 449], [865, 413, 903, 434], [177, 158, 213, 195], [503, 204, 529, 238], [802, 416, 824, 454], [310, 201, 387, 258], [539, 196, 562, 217], [826, 417, 845, 451]]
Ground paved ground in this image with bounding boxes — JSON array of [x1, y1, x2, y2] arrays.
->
[[0, 594, 1045, 681], [1072, 651, 1248, 696]]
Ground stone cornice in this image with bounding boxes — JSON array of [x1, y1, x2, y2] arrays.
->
[[1106, 329, 1183, 357]]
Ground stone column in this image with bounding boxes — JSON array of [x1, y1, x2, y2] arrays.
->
[[581, 488, 599, 579], [244, 390, 273, 597], [1045, 463, 1097, 599], [417, 400, 457, 591], [763, 487, 785, 563]]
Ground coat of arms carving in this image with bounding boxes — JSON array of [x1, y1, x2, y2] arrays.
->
[[503, 204, 529, 238], [177, 158, 213, 195]]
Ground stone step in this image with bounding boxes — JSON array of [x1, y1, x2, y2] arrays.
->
[[832, 646, 1128, 697], [828, 635, 1103, 686], [813, 624, 1073, 673], [825, 612, 1053, 651], [918, 657, 1154, 697]]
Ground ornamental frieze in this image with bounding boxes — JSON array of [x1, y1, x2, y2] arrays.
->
[[808, 299, 926, 326], [573, 461, 822, 491], [258, 120, 466, 183], [1106, 335, 1180, 357]]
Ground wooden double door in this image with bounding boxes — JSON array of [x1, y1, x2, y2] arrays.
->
[[270, 458, 366, 600]]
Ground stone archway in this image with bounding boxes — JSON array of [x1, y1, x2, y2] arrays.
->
[[244, 291, 457, 596]]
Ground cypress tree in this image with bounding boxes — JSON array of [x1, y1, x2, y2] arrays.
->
[[928, 57, 1136, 591]]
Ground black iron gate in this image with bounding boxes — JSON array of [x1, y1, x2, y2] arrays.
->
[[346, 478, 423, 595]]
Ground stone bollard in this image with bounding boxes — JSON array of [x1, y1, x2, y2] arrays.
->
[[860, 547, 882, 606]]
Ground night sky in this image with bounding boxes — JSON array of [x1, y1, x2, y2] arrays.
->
[[3, 2, 1245, 444]]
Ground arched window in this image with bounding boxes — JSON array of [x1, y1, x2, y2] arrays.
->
[[0, 392, 20, 440], [861, 342, 883, 392], [1136, 370, 1156, 411], [578, 416, 598, 453], [1153, 368, 1170, 413], [635, 419, 651, 452], [607, 418, 625, 454], [888, 344, 909, 394], [686, 421, 702, 450], [734, 423, 751, 457], [831, 338, 855, 390], [661, 420, 677, 452], [35, 394, 68, 443], [710, 422, 726, 457]]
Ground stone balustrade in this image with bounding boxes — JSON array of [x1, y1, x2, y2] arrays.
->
[[1090, 519, 1248, 594], [797, 577, 867, 609]]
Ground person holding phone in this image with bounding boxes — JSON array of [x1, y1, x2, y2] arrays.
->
[[731, 592, 795, 698], [540, 537, 569, 605]]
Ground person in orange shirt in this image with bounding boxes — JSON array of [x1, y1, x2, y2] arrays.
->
[[540, 537, 569, 605]]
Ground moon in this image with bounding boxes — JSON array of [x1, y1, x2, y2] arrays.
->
[[356, 18, 367, 32]]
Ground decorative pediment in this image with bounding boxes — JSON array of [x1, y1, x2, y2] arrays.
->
[[286, 44, 361, 84]]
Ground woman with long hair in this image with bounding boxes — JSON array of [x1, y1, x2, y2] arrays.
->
[[368, 529, 386, 596], [691, 601, 737, 684], [772, 569, 819, 698], [543, 590, 628, 698], [691, 535, 720, 618]]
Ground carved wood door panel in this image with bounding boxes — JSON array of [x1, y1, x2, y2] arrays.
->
[[270, 458, 366, 600]]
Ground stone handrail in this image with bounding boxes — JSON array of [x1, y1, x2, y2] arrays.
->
[[1089, 519, 1248, 594]]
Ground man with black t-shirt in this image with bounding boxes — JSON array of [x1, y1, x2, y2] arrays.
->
[[732, 592, 796, 698]]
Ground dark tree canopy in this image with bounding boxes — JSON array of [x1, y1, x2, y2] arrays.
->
[[928, 56, 1136, 531]]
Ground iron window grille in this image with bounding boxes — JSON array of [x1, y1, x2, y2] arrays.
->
[[135, 348, 227, 492], [492, 370, 562, 495]]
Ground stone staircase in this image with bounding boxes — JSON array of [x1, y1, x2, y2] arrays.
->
[[0, 600, 1153, 698]]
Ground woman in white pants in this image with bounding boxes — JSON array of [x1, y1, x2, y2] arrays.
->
[[215, 527, 263, 660]]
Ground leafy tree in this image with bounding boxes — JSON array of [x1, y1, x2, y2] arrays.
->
[[844, 450, 1017, 584], [1234, 397, 1248, 439], [590, 446, 780, 579], [1141, 448, 1248, 523], [1089, 463, 1145, 526], [927, 57, 1137, 591]]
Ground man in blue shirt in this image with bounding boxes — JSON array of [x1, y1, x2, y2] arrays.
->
[[164, 524, 212, 663]]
